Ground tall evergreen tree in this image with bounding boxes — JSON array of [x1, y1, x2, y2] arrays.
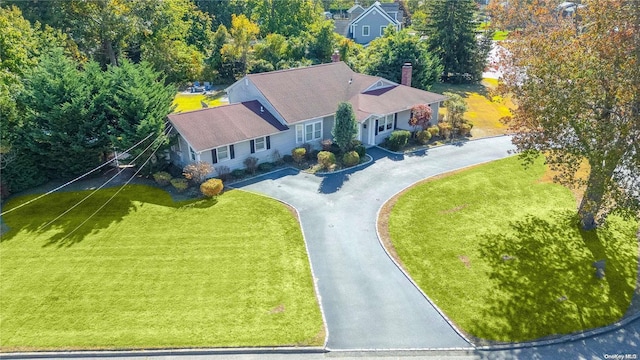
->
[[332, 102, 358, 153], [425, 0, 485, 83]]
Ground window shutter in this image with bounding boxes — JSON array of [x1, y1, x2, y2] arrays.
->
[[230, 145, 235, 159], [375, 119, 379, 135], [266, 136, 271, 150], [394, 113, 398, 129], [211, 149, 218, 164], [250, 140, 255, 153]]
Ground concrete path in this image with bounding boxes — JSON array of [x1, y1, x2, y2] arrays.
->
[[233, 136, 516, 350]]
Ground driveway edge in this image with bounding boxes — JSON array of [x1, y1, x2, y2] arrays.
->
[[229, 188, 330, 350]]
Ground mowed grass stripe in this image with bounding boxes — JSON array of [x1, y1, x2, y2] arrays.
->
[[387, 156, 638, 342], [0, 186, 323, 350]]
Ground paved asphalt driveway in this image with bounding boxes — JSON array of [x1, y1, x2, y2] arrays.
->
[[233, 136, 516, 350]]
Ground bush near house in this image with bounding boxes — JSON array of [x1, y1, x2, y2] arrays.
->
[[416, 130, 432, 144], [317, 151, 336, 169], [231, 169, 245, 179], [292, 147, 306, 164], [258, 162, 274, 172], [200, 178, 224, 197], [244, 156, 259, 174], [428, 125, 440, 138], [342, 151, 360, 167], [183, 161, 213, 184], [170, 178, 189, 192], [387, 130, 411, 151], [153, 171, 172, 186], [215, 166, 231, 182]]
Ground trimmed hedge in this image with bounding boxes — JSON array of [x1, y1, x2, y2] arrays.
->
[[317, 151, 336, 169], [387, 130, 411, 151]]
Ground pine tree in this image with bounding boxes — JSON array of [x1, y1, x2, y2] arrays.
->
[[425, 0, 483, 83]]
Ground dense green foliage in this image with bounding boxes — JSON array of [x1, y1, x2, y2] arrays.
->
[[424, 0, 491, 83], [386, 130, 411, 151], [341, 151, 360, 167], [332, 102, 358, 153], [0, 186, 323, 349], [387, 156, 639, 341], [360, 27, 442, 90]]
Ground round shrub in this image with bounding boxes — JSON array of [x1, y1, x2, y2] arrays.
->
[[283, 154, 294, 163], [427, 125, 440, 138], [342, 151, 360, 167], [417, 130, 432, 144], [152, 171, 172, 186], [459, 122, 473, 136], [438, 122, 452, 139], [354, 144, 366, 158], [200, 178, 224, 197], [170, 178, 189, 192], [258, 162, 274, 172], [292, 147, 306, 164], [317, 151, 336, 169], [387, 130, 411, 151]]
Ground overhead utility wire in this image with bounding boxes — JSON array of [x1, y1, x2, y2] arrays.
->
[[1, 123, 168, 216], [37, 129, 171, 231], [56, 126, 173, 241]]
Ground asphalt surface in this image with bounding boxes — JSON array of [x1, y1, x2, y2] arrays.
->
[[233, 136, 516, 350]]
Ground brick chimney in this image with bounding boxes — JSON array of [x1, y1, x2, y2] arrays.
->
[[401, 62, 412, 87], [331, 50, 340, 63]]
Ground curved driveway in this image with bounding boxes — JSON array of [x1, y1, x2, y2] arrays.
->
[[233, 136, 516, 350]]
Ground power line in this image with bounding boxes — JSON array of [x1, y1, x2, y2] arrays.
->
[[37, 128, 171, 231], [55, 126, 173, 241], [1, 126, 165, 216]]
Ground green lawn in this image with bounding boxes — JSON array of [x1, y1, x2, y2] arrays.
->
[[0, 186, 323, 351], [431, 79, 512, 138], [385, 156, 638, 342], [173, 93, 227, 113]]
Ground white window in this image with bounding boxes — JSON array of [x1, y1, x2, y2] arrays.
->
[[362, 25, 370, 37], [297, 120, 322, 143], [296, 125, 304, 143], [377, 114, 395, 133], [217, 146, 229, 162], [254, 137, 266, 152], [189, 146, 196, 161]]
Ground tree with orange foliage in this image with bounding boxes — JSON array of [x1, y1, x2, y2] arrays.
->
[[495, 0, 639, 230]]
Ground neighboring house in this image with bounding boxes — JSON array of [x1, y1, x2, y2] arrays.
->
[[168, 61, 445, 174], [334, 1, 402, 45]]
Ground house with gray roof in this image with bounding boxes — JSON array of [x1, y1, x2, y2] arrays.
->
[[168, 61, 445, 174], [334, 1, 403, 45]]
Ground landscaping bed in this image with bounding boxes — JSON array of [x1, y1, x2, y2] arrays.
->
[[0, 185, 324, 351], [380, 156, 639, 343]]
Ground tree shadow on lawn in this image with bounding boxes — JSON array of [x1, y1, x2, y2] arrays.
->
[[1, 185, 217, 248], [475, 210, 637, 343]]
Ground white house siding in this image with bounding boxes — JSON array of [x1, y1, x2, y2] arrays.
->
[[394, 109, 412, 131], [226, 78, 286, 126]]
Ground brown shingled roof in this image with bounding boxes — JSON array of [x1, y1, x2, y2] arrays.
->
[[247, 62, 380, 124], [247, 62, 446, 124], [168, 101, 288, 152]]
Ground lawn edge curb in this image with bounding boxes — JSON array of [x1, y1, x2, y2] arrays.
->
[[374, 134, 509, 156], [227, 185, 330, 350], [0, 347, 327, 359]]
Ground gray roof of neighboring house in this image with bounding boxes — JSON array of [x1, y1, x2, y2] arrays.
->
[[246, 62, 445, 123], [168, 100, 288, 151]]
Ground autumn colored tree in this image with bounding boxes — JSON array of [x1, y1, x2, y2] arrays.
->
[[220, 14, 259, 79], [442, 92, 467, 130], [497, 0, 640, 230], [409, 104, 433, 133]]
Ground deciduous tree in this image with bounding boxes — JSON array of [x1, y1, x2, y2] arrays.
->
[[497, 0, 640, 230], [409, 104, 433, 132]]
